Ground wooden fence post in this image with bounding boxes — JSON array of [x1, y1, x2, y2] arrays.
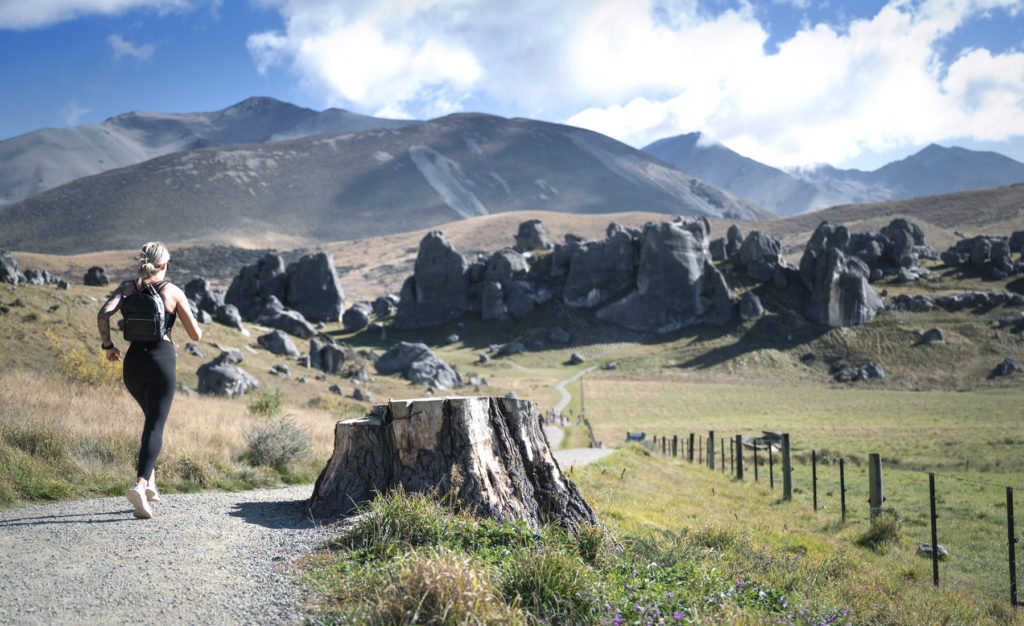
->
[[708, 431, 715, 471], [1007, 486, 1018, 608], [781, 433, 792, 501], [735, 435, 744, 480], [672, 435, 678, 458], [689, 433, 695, 462], [869, 453, 884, 519]]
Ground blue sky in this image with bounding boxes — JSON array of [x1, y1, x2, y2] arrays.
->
[[1, 0, 1022, 171]]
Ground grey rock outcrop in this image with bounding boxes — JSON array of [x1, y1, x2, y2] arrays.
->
[[285, 252, 345, 323], [568, 352, 586, 365], [726, 224, 744, 257], [197, 354, 259, 397], [737, 231, 785, 282], [394, 231, 470, 329], [941, 236, 1018, 278], [562, 225, 637, 308], [549, 326, 571, 343], [514, 219, 552, 252], [739, 292, 764, 321], [480, 281, 506, 321], [495, 342, 525, 358], [342, 301, 373, 331], [833, 362, 885, 382], [801, 222, 883, 327], [0, 252, 23, 285], [184, 278, 226, 316], [372, 294, 399, 318], [255, 296, 315, 338], [920, 327, 944, 343], [374, 341, 462, 389], [213, 303, 244, 331], [84, 266, 109, 286], [226, 252, 344, 323], [22, 268, 45, 285], [309, 336, 350, 375], [596, 218, 733, 332], [991, 357, 1019, 378], [225, 253, 287, 321], [257, 329, 300, 357]]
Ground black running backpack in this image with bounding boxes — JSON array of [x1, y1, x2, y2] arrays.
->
[[121, 281, 168, 342]]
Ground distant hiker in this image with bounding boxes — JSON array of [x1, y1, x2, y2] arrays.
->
[[97, 242, 202, 519]]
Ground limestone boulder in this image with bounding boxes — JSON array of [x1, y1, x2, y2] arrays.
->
[[394, 231, 470, 329], [801, 223, 883, 327], [0, 252, 22, 285], [374, 341, 462, 389], [342, 301, 373, 331], [514, 219, 552, 252], [596, 218, 733, 332], [739, 292, 764, 321], [738, 231, 785, 282], [84, 266, 109, 286], [562, 227, 637, 308], [309, 336, 350, 375], [372, 294, 399, 318], [225, 253, 287, 321], [197, 355, 259, 397], [257, 329, 300, 357], [184, 278, 225, 315], [285, 252, 345, 323], [213, 303, 244, 331], [255, 296, 315, 338]]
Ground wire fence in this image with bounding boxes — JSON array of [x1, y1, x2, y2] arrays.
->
[[643, 430, 1022, 611]]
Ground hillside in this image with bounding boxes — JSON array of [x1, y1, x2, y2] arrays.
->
[[0, 114, 768, 254], [0, 96, 415, 209], [645, 134, 1024, 216]]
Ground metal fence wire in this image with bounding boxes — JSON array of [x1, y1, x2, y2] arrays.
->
[[644, 430, 1022, 610]]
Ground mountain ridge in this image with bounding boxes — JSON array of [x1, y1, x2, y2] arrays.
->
[[0, 113, 768, 254], [644, 133, 1024, 216]]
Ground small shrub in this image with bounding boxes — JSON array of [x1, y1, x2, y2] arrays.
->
[[371, 548, 521, 625], [497, 546, 596, 624], [243, 417, 311, 470], [575, 523, 605, 564], [45, 329, 121, 387], [855, 512, 902, 552], [338, 489, 450, 554], [247, 388, 284, 418], [688, 524, 737, 551]]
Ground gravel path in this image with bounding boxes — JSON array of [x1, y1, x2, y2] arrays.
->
[[0, 485, 329, 625], [552, 365, 598, 414]]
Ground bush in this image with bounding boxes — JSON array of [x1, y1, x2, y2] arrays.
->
[[45, 329, 121, 386], [247, 388, 284, 419], [371, 549, 521, 625], [338, 488, 451, 555], [497, 546, 596, 624], [244, 417, 311, 470], [855, 511, 902, 552]]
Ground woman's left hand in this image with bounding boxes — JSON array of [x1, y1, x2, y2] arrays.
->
[[105, 347, 122, 362]]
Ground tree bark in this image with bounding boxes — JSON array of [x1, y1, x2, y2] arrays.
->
[[309, 396, 599, 533]]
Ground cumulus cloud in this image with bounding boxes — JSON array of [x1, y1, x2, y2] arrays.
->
[[247, 0, 1024, 167], [108, 33, 155, 60], [0, 0, 195, 30]]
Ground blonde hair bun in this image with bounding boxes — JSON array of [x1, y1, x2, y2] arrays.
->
[[137, 242, 170, 278]]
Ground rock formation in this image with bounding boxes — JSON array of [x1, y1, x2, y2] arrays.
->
[[514, 219, 553, 252], [196, 353, 258, 397], [596, 218, 733, 332], [374, 342, 462, 389], [394, 231, 470, 329], [308, 396, 599, 534], [226, 252, 344, 324], [800, 222, 883, 327], [257, 329, 300, 357], [941, 236, 1021, 278], [0, 252, 24, 285], [84, 266, 109, 286]]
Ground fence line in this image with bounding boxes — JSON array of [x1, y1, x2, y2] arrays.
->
[[638, 430, 1022, 611]]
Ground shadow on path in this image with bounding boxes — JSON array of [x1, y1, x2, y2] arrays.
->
[[0, 510, 126, 528], [227, 497, 319, 530]]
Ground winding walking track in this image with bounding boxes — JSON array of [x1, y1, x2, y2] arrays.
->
[[0, 370, 612, 625]]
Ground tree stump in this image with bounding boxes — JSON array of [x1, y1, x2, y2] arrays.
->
[[308, 396, 600, 533]]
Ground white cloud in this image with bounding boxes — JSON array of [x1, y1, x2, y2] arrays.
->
[[0, 0, 196, 30], [62, 100, 91, 125], [247, 0, 1024, 167], [108, 33, 155, 60]]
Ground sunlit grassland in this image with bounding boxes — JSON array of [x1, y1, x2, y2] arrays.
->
[[566, 445, 1024, 624]]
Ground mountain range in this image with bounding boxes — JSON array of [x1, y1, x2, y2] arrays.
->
[[0, 110, 766, 254], [0, 97, 415, 208], [643, 133, 1024, 216]]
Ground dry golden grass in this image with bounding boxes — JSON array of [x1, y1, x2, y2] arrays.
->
[[0, 369, 336, 503]]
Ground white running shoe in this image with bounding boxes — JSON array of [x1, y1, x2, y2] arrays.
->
[[145, 481, 160, 503], [126, 484, 153, 519]]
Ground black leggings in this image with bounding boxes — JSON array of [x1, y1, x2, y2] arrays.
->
[[123, 340, 176, 480]]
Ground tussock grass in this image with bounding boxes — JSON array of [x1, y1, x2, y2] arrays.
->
[[0, 370, 334, 505]]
